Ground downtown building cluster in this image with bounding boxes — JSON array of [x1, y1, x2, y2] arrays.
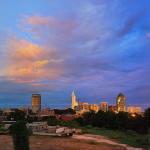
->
[[71, 91, 142, 115], [0, 91, 142, 123]]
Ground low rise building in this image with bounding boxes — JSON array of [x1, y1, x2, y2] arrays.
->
[[89, 104, 99, 112], [108, 105, 117, 113], [127, 106, 142, 114], [100, 102, 108, 112], [38, 108, 55, 117]]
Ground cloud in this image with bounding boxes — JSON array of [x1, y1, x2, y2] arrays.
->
[[20, 15, 77, 42], [26, 16, 50, 25], [117, 12, 144, 37], [8, 37, 43, 59], [2, 37, 64, 83]]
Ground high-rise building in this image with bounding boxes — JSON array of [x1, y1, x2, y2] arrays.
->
[[71, 91, 78, 110], [32, 94, 41, 113], [116, 93, 126, 112], [100, 102, 108, 112], [127, 106, 142, 114]]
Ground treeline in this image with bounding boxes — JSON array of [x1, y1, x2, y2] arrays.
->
[[75, 108, 150, 134], [54, 108, 76, 115]]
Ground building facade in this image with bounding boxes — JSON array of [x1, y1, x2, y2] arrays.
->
[[89, 104, 99, 112], [127, 106, 142, 114], [108, 105, 117, 112], [100, 102, 108, 112], [71, 91, 78, 110], [116, 93, 126, 112], [32, 94, 41, 113]]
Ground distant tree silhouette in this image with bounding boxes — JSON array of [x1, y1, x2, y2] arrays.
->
[[7, 109, 25, 121], [75, 110, 149, 134], [47, 116, 60, 126], [144, 108, 150, 127], [116, 112, 129, 130], [82, 111, 95, 126], [105, 111, 118, 129], [54, 108, 76, 115], [92, 110, 106, 127], [136, 115, 148, 134]]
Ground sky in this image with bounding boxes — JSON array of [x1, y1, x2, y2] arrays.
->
[[0, 0, 150, 109]]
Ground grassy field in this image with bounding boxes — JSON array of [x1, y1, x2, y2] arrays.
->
[[81, 126, 150, 149]]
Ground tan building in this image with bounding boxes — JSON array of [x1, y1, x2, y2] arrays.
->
[[100, 102, 108, 112], [79, 102, 89, 111], [32, 94, 41, 113], [71, 91, 78, 110], [77, 102, 99, 114], [116, 93, 126, 112], [127, 106, 142, 114], [89, 104, 99, 112]]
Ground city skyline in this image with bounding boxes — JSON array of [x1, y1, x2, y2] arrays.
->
[[0, 91, 145, 112], [0, 1, 150, 109]]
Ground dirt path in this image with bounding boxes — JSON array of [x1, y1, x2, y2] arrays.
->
[[72, 134, 143, 150]]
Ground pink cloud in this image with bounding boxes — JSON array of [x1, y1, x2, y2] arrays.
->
[[2, 37, 64, 83], [20, 15, 77, 39]]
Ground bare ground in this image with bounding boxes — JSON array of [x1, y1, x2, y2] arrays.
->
[[0, 135, 126, 150], [73, 134, 143, 150]]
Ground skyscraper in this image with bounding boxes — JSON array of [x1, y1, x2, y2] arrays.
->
[[32, 94, 41, 113], [71, 91, 78, 110], [116, 93, 126, 112]]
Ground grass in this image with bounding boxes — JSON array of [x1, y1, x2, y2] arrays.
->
[[0, 124, 8, 133], [81, 126, 150, 149], [86, 140, 126, 150]]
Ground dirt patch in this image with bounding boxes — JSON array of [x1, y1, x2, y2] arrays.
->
[[0, 135, 125, 150], [72, 134, 143, 150]]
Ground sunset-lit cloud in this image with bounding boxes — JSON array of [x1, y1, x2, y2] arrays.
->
[[2, 37, 64, 83], [8, 38, 42, 59]]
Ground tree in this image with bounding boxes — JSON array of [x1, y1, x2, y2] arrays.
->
[[7, 109, 25, 121], [9, 121, 30, 150], [105, 111, 118, 129], [134, 115, 148, 134], [47, 116, 60, 126], [54, 108, 76, 115], [82, 111, 95, 126], [116, 112, 129, 130], [144, 108, 150, 127], [92, 110, 106, 127]]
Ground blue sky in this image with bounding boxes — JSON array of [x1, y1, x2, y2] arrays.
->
[[0, 0, 150, 109]]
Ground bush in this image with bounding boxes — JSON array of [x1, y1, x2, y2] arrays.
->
[[47, 116, 60, 126], [76, 110, 149, 134], [60, 120, 79, 128]]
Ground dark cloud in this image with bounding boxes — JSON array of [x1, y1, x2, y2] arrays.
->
[[117, 12, 145, 37]]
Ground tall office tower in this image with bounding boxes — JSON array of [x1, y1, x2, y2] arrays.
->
[[116, 93, 126, 112], [100, 101, 108, 112], [32, 94, 41, 113], [71, 91, 78, 110]]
